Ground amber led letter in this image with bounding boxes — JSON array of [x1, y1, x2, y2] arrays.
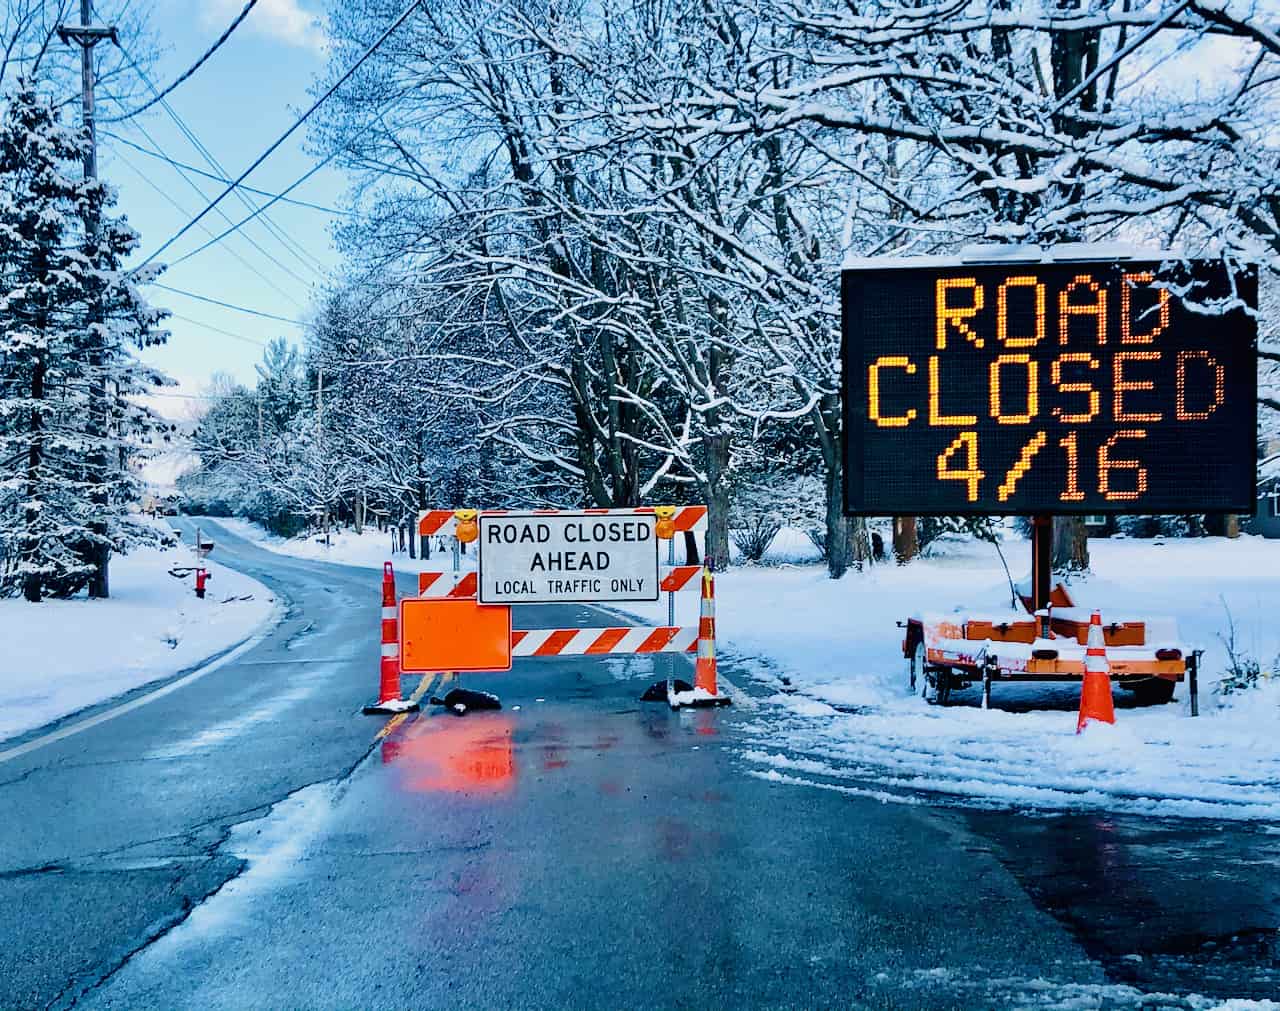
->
[[935, 278, 985, 350], [1121, 272, 1170, 344], [928, 356, 978, 426], [996, 275, 1045, 348], [1176, 350, 1225, 420], [868, 356, 918, 427], [989, 355, 1039, 424], [1058, 274, 1107, 346], [1113, 351, 1163, 423], [1051, 353, 1100, 424]]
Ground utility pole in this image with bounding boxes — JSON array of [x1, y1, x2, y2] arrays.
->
[[58, 3, 119, 598], [317, 367, 329, 543]]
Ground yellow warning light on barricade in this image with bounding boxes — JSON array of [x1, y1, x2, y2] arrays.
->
[[454, 508, 479, 544], [654, 505, 676, 540]]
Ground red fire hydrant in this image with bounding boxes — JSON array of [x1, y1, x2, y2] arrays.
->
[[195, 567, 210, 599]]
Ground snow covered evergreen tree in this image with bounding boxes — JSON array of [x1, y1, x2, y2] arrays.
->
[[0, 82, 168, 601]]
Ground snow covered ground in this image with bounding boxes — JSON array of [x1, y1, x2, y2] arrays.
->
[[191, 517, 1280, 820], [212, 515, 821, 572], [703, 535, 1280, 821], [0, 531, 276, 743], [212, 517, 464, 574]]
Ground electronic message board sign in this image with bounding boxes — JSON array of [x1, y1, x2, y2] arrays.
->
[[842, 256, 1257, 515]]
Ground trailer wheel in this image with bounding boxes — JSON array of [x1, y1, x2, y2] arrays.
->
[[916, 645, 950, 706], [908, 640, 925, 693], [1125, 677, 1176, 706]]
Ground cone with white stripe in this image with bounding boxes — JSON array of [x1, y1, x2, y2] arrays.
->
[[364, 562, 419, 715], [676, 567, 730, 707], [1076, 609, 1115, 733]]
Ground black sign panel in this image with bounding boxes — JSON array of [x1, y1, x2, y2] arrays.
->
[[842, 257, 1257, 515]]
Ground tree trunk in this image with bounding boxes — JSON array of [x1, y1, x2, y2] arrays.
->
[[21, 353, 46, 603], [704, 432, 731, 571], [354, 493, 364, 536], [1052, 515, 1090, 571], [824, 465, 868, 579], [1204, 512, 1241, 538], [893, 517, 919, 564]]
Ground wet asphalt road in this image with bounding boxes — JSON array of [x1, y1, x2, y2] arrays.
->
[[0, 520, 1276, 1009]]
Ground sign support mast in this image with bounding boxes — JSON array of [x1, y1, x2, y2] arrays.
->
[[1031, 515, 1052, 614]]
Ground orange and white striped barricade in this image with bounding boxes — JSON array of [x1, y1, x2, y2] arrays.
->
[[369, 508, 733, 714], [511, 625, 699, 657], [419, 505, 709, 543]]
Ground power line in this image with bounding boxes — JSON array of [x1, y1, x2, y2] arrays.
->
[[169, 149, 341, 267], [169, 312, 270, 347], [109, 143, 308, 307], [135, 0, 423, 273], [122, 46, 332, 278], [155, 284, 308, 326], [104, 131, 348, 215], [111, 51, 327, 286], [105, 1, 260, 123]]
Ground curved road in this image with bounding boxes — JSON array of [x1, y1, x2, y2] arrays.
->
[[0, 521, 1273, 1009]]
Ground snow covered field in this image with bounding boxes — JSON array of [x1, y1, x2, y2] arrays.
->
[[0, 534, 276, 743], [705, 535, 1280, 821], [212, 517, 464, 574], [215, 515, 826, 572], [188, 517, 1280, 820]]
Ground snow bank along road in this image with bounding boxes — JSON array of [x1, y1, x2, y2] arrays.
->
[[1, 522, 1276, 1009]]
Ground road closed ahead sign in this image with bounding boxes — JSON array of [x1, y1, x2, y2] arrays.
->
[[478, 512, 659, 604]]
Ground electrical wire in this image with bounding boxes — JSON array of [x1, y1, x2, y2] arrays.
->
[[168, 149, 341, 268], [134, 0, 423, 273], [104, 131, 348, 215], [108, 141, 309, 308], [155, 284, 308, 326], [112, 50, 328, 284], [170, 312, 270, 347], [104, 1, 260, 123]]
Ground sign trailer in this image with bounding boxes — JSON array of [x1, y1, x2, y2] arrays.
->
[[841, 250, 1257, 709]]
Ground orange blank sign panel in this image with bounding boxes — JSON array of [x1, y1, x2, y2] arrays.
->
[[399, 598, 513, 673]]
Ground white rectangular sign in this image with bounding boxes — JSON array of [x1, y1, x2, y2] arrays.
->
[[478, 512, 659, 604]]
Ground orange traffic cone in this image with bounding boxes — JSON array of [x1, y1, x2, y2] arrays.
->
[[1077, 610, 1116, 733], [694, 567, 718, 695], [673, 567, 730, 708], [364, 562, 419, 715]]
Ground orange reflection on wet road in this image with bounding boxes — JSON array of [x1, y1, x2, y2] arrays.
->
[[381, 713, 516, 795]]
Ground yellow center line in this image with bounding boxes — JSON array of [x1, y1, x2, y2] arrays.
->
[[372, 672, 445, 742]]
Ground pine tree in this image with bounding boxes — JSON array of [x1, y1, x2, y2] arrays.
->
[[0, 82, 168, 601]]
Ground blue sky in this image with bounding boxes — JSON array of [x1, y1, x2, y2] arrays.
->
[[99, 0, 344, 410]]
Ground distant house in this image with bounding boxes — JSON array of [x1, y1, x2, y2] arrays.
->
[[1247, 438, 1280, 538]]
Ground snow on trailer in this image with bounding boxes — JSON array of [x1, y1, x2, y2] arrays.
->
[[901, 582, 1188, 709]]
